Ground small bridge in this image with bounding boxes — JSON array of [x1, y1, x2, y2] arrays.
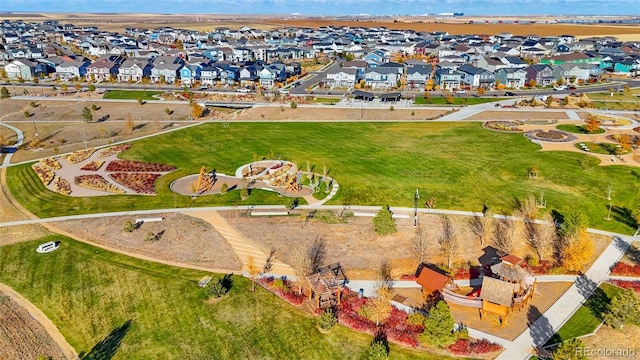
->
[[201, 102, 255, 109]]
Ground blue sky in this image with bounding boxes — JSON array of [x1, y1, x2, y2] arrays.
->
[[1, 0, 638, 16]]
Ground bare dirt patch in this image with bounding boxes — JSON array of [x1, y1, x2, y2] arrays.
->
[[466, 110, 569, 121], [581, 324, 640, 359], [2, 98, 192, 162], [54, 213, 242, 271], [236, 106, 445, 121], [220, 210, 610, 279], [0, 291, 67, 360]]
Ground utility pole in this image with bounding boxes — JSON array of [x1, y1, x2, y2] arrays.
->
[[414, 188, 419, 227]]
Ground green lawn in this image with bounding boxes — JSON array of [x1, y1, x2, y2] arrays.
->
[[414, 96, 503, 105], [592, 101, 640, 111], [574, 142, 633, 156], [0, 236, 449, 360], [314, 97, 340, 105], [103, 90, 164, 100], [556, 124, 605, 135], [7, 122, 640, 233], [547, 283, 622, 345]]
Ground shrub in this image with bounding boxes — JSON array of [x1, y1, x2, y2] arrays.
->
[[273, 277, 288, 291], [407, 312, 425, 325], [389, 105, 394, 111], [317, 308, 338, 331], [123, 220, 134, 233], [208, 281, 227, 298], [220, 183, 228, 194], [611, 262, 640, 276], [373, 205, 397, 235], [0, 87, 9, 99], [290, 100, 297, 109], [367, 340, 389, 360]]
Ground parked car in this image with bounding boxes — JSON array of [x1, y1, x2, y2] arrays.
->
[[504, 91, 517, 96], [279, 89, 290, 94], [553, 85, 567, 91], [456, 89, 467, 94], [237, 88, 251, 93]]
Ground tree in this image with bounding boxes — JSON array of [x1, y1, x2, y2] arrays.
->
[[23, 110, 31, 119], [137, 97, 144, 105], [125, 113, 134, 134], [561, 235, 593, 272], [82, 106, 93, 122], [529, 79, 537, 88], [75, 83, 82, 92], [419, 300, 456, 348], [88, 83, 96, 92], [438, 216, 459, 268], [469, 208, 493, 247], [191, 102, 204, 118], [152, 116, 160, 131], [290, 100, 297, 109], [373, 205, 397, 235], [61, 83, 68, 92], [247, 256, 259, 292], [0, 87, 9, 99], [602, 288, 640, 329], [317, 308, 338, 331], [529, 213, 557, 261], [553, 338, 587, 360], [492, 219, 517, 254], [290, 236, 326, 294], [411, 224, 430, 266], [557, 77, 565, 86], [559, 210, 588, 240], [477, 87, 485, 95], [585, 116, 600, 133], [367, 340, 389, 360], [365, 287, 393, 325], [445, 93, 454, 104]]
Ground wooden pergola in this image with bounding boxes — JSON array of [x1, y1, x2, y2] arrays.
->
[[307, 263, 348, 309]]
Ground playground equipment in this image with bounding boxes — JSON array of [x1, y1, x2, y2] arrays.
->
[[195, 166, 217, 194]]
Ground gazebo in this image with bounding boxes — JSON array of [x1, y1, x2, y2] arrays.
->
[[379, 92, 401, 102], [490, 254, 533, 284], [351, 90, 374, 101], [307, 263, 348, 309]]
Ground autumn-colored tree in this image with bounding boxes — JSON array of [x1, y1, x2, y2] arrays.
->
[[365, 287, 393, 326], [529, 79, 536, 88], [247, 256, 259, 292], [477, 87, 485, 95], [561, 234, 593, 272], [618, 134, 632, 151], [61, 83, 68, 92], [125, 113, 134, 134], [191, 103, 204, 118], [585, 116, 600, 133], [445, 93, 454, 104], [75, 83, 82, 92]]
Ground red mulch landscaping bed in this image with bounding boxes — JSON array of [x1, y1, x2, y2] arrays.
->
[[106, 159, 176, 172], [109, 173, 161, 195]]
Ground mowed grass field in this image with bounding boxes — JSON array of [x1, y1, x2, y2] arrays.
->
[[103, 90, 164, 101], [0, 236, 447, 360], [7, 122, 640, 233]]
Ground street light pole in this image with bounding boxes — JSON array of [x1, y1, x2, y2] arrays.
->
[[414, 188, 419, 227]]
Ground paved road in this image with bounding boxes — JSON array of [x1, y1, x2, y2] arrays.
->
[[0, 122, 24, 167]]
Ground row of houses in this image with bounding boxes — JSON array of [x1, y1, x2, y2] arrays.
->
[[3, 54, 302, 88], [1, 19, 639, 90], [326, 57, 609, 91]]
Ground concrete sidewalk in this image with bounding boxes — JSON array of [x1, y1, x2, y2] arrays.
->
[[496, 234, 634, 360]]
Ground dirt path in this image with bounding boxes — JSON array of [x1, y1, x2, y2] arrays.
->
[[0, 282, 77, 360], [185, 210, 296, 276]]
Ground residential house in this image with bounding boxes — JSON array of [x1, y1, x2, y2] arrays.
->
[[540, 52, 599, 66], [552, 63, 583, 83], [525, 64, 555, 86], [325, 67, 359, 89], [434, 68, 463, 90], [405, 64, 433, 90], [364, 67, 399, 89], [55, 58, 90, 81], [117, 57, 151, 82], [217, 64, 241, 85], [200, 63, 219, 86], [150, 55, 184, 84], [458, 64, 495, 89], [377, 62, 405, 76], [575, 63, 605, 82], [501, 56, 529, 69], [179, 63, 202, 86], [495, 67, 527, 89], [4, 59, 36, 80], [86, 55, 123, 82], [476, 56, 508, 72], [239, 64, 261, 87], [259, 64, 286, 88], [363, 49, 388, 67]]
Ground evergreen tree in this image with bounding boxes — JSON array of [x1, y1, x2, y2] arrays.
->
[[603, 288, 640, 329], [419, 300, 456, 348], [373, 205, 397, 235], [553, 338, 587, 360]]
